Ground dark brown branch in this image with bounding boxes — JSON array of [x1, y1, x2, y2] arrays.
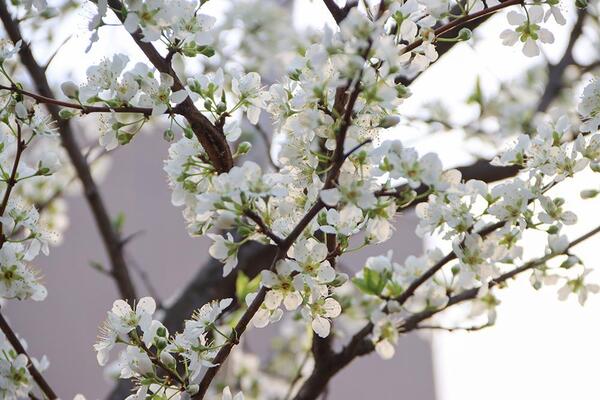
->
[[194, 253, 281, 398], [0, 0, 137, 302], [0, 309, 58, 399]]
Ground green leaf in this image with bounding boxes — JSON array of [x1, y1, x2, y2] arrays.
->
[[235, 272, 261, 304]]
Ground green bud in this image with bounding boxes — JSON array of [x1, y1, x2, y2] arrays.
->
[[199, 46, 216, 58], [575, 0, 588, 8], [59, 108, 79, 120], [547, 225, 559, 234], [560, 255, 579, 269], [156, 338, 167, 351], [216, 102, 227, 114], [458, 28, 472, 41], [329, 272, 349, 287], [117, 132, 134, 145], [237, 141, 252, 155], [184, 127, 194, 139], [156, 327, 167, 337], [186, 385, 200, 395], [396, 84, 411, 99], [163, 128, 175, 142], [580, 189, 599, 199], [60, 81, 79, 99]]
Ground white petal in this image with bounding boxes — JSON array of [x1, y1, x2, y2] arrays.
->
[[312, 316, 331, 338], [320, 188, 340, 206]]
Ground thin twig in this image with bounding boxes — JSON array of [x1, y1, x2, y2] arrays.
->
[[0, 83, 154, 115], [0, 124, 25, 247], [244, 209, 284, 245]]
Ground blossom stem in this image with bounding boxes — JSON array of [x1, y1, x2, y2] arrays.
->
[[0, 124, 25, 248], [0, 309, 58, 400]]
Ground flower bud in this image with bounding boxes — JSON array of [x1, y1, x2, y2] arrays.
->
[[159, 350, 176, 367], [163, 128, 175, 142], [59, 108, 79, 120], [581, 189, 599, 199], [186, 385, 199, 396], [237, 141, 252, 155], [458, 28, 472, 41], [378, 115, 400, 128], [61, 81, 79, 99]]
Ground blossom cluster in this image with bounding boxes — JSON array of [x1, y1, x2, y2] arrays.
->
[[94, 296, 233, 399]]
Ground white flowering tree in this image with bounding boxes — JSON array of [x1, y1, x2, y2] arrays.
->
[[1, 0, 600, 398]]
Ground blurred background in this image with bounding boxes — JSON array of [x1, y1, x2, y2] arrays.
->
[[3, 0, 600, 399]]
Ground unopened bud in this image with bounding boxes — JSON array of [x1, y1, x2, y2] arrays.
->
[[458, 28, 472, 41], [581, 189, 599, 199], [61, 81, 79, 99], [59, 108, 79, 120], [237, 141, 252, 155], [186, 385, 199, 395], [379, 115, 400, 128], [163, 128, 175, 142]]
